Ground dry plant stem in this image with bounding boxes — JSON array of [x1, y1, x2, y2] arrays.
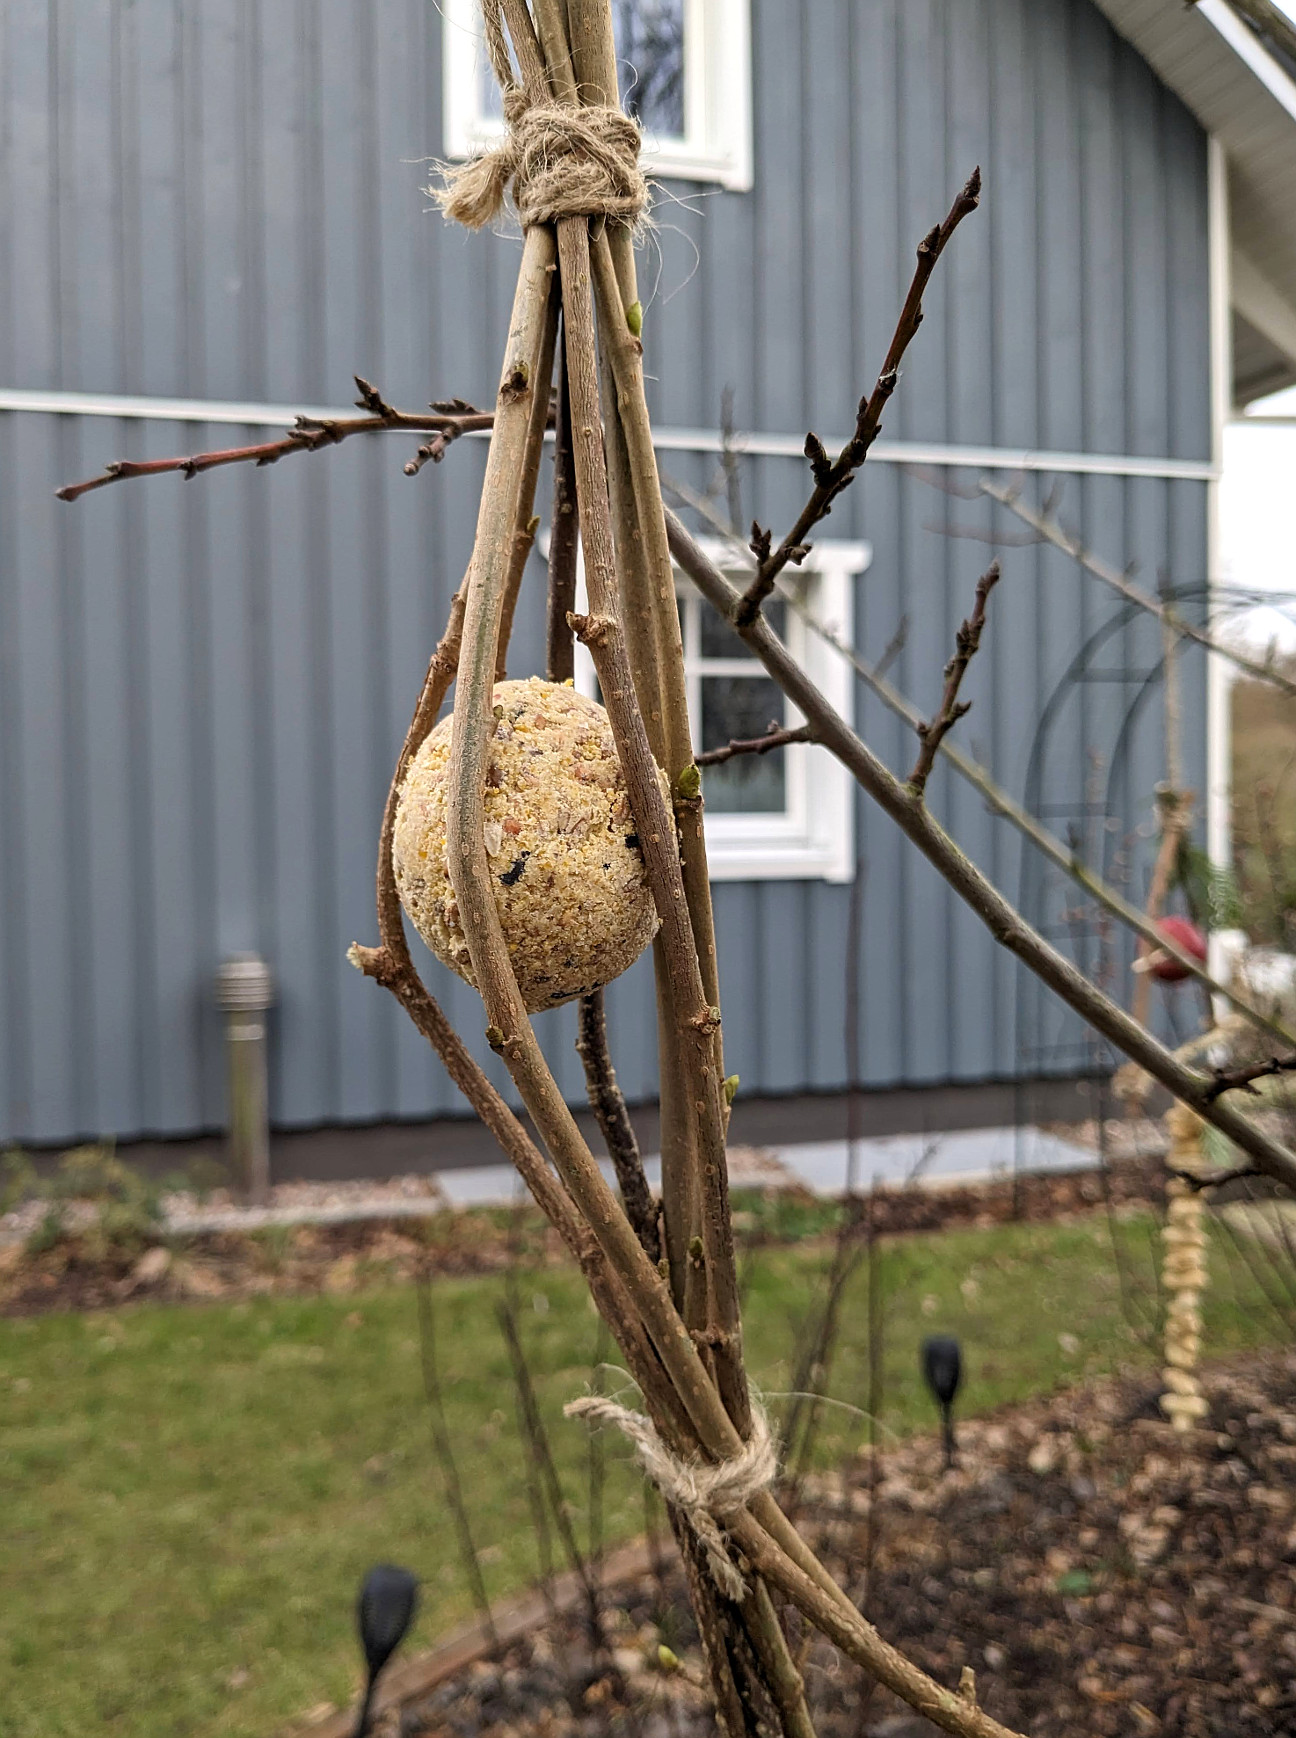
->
[[665, 472, 1296, 1049], [556, 212, 749, 1436], [558, 0, 713, 1323], [666, 508, 1296, 1197], [56, 378, 493, 501], [595, 315, 699, 1313], [736, 171, 981, 625], [669, 1508, 750, 1738], [586, 229, 739, 1393], [496, 284, 562, 680], [548, 13, 816, 1722], [576, 989, 661, 1261], [980, 479, 1296, 700], [909, 563, 1000, 793], [442, 225, 745, 1471], [728, 1515, 1023, 1738]]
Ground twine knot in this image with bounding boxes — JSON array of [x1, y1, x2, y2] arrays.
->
[[566, 1396, 776, 1601], [436, 96, 648, 232]]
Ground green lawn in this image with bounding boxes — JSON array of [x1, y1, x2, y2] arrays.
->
[[1, 1209, 1288, 1738]]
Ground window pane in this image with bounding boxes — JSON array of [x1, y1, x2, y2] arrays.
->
[[613, 0, 685, 138], [700, 597, 786, 658], [701, 677, 787, 813]]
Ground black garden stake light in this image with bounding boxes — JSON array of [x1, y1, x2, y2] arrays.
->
[[921, 1334, 964, 1471], [353, 1564, 419, 1738]]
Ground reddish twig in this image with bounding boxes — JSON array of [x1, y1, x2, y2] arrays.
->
[[909, 562, 999, 795], [695, 723, 813, 767], [735, 169, 981, 625], [55, 377, 496, 501]]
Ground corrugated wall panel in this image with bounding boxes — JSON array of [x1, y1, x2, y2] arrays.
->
[[0, 0, 1212, 1143]]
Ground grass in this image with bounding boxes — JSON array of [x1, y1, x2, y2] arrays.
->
[[1, 1207, 1291, 1738]]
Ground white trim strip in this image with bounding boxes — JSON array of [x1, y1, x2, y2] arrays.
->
[[0, 386, 1218, 481], [1196, 0, 1296, 127], [650, 425, 1217, 481]]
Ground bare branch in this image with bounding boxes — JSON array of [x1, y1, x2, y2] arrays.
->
[[660, 469, 1296, 1052], [665, 505, 1296, 1198], [980, 479, 1296, 699], [696, 723, 813, 767], [735, 169, 981, 625], [55, 377, 499, 502], [909, 563, 999, 794], [1204, 1054, 1296, 1103]]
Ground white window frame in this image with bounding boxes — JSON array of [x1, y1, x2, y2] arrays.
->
[[574, 539, 868, 883], [441, 0, 753, 192]]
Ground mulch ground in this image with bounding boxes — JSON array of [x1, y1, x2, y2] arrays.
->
[[389, 1350, 1296, 1738], [0, 1155, 1165, 1318]]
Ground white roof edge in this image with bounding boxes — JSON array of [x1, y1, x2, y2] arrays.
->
[[1092, 0, 1296, 396], [1195, 0, 1296, 121]]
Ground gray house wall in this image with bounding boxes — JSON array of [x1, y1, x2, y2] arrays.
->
[[0, 0, 1210, 1146]]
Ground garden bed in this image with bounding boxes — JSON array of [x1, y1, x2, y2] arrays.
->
[[0, 1153, 1166, 1319], [380, 1350, 1296, 1738]]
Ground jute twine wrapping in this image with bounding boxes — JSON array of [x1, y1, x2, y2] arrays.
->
[[566, 1396, 777, 1601], [434, 2, 648, 232], [438, 94, 648, 231]]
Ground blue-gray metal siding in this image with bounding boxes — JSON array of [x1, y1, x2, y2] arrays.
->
[[0, 0, 1210, 1144]]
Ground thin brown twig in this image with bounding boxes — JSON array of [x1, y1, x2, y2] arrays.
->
[[696, 724, 813, 767], [735, 169, 981, 625], [576, 989, 661, 1262], [1204, 1054, 1296, 1102], [908, 563, 999, 794], [55, 378, 496, 501]]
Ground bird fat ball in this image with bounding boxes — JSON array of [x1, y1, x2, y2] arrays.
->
[[393, 678, 668, 1013]]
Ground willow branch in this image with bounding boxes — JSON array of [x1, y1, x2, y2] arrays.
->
[[979, 479, 1296, 699], [666, 507, 1296, 1196], [730, 1515, 1023, 1738], [585, 232, 744, 1428], [662, 472, 1296, 1052], [735, 170, 981, 624], [909, 562, 999, 793], [55, 378, 496, 501]]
